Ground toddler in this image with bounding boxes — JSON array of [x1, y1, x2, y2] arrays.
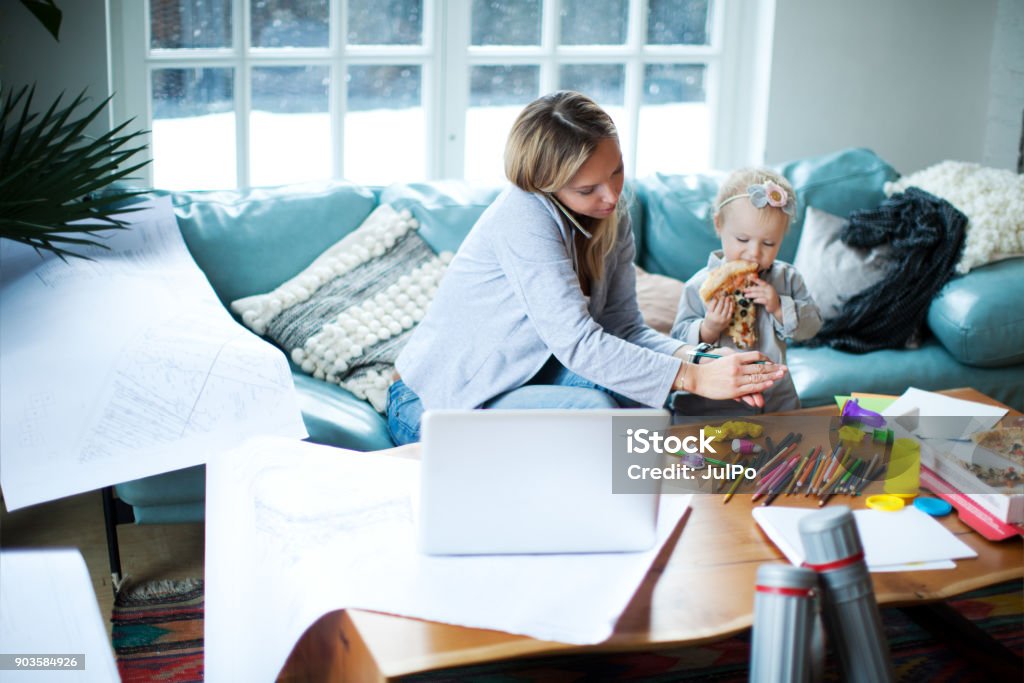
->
[[670, 168, 822, 414]]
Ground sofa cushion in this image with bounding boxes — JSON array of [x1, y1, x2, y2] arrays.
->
[[636, 147, 899, 281], [884, 161, 1024, 274], [788, 339, 1024, 412], [172, 181, 378, 305], [927, 259, 1024, 368], [793, 207, 891, 321], [231, 205, 451, 413], [380, 181, 501, 255], [635, 267, 685, 334]]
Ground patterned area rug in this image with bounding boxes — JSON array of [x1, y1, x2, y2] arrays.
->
[[111, 578, 204, 682], [111, 579, 1021, 682]]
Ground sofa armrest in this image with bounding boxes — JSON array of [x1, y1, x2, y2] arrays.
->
[[927, 259, 1024, 368], [292, 372, 395, 450]]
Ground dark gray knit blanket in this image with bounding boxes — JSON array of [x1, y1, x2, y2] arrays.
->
[[802, 187, 966, 352]]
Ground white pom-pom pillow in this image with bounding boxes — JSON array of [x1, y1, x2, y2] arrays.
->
[[231, 204, 452, 413], [884, 161, 1024, 274]]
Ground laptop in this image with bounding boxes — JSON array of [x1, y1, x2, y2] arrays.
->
[[418, 408, 670, 555]]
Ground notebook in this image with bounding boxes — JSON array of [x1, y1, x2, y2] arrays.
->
[[752, 505, 977, 572], [418, 409, 670, 555]]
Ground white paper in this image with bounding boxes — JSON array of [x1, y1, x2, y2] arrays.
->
[[205, 437, 691, 682], [0, 197, 308, 510], [882, 387, 1007, 440], [0, 549, 120, 682], [752, 506, 976, 571]]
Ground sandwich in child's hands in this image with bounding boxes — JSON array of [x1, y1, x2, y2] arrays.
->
[[699, 260, 759, 349]]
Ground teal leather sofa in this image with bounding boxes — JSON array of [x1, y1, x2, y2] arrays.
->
[[113, 147, 1024, 526]]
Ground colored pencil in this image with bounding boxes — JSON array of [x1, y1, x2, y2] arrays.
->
[[752, 451, 799, 501], [722, 467, 746, 503], [754, 442, 798, 486], [808, 443, 839, 496], [817, 451, 851, 507], [786, 451, 814, 496], [714, 453, 741, 493], [772, 432, 797, 458], [837, 459, 861, 495], [753, 448, 798, 497], [802, 447, 824, 495], [794, 446, 822, 493], [764, 459, 801, 506], [855, 454, 882, 496], [817, 447, 844, 496]]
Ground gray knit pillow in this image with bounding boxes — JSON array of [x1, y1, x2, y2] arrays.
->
[[231, 205, 451, 412], [793, 206, 891, 320]]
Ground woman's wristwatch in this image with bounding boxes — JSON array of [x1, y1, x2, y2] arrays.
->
[[687, 342, 715, 364]]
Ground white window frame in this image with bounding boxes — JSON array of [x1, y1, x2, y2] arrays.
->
[[110, 0, 770, 189]]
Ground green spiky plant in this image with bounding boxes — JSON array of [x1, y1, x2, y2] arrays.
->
[[0, 84, 150, 260]]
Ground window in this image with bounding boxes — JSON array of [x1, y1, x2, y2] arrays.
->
[[112, 0, 760, 190]]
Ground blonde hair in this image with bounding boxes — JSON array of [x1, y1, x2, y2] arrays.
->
[[504, 91, 621, 286], [713, 167, 796, 227]]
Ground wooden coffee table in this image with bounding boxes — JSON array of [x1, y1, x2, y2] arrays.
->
[[278, 388, 1023, 681]]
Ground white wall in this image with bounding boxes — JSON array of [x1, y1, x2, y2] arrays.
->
[[0, 0, 112, 137], [983, 0, 1024, 170], [763, 0, 1001, 173]]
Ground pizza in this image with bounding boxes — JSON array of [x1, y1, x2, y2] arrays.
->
[[699, 260, 760, 349], [971, 427, 1024, 465]]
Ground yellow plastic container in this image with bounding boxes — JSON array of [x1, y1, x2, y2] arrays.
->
[[884, 438, 920, 499]]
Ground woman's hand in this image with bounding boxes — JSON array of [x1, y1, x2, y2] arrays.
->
[[700, 295, 734, 342], [674, 351, 787, 407]]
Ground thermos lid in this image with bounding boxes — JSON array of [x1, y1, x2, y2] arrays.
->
[[756, 563, 818, 591], [797, 506, 863, 567]]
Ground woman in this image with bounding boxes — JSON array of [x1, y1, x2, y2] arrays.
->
[[388, 91, 784, 445]]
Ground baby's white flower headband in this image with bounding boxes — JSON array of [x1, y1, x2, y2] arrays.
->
[[717, 180, 796, 216]]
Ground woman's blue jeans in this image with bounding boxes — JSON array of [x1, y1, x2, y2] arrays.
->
[[386, 358, 639, 445]]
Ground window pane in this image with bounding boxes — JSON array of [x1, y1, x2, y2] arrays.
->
[[251, 0, 329, 48], [471, 0, 542, 46], [250, 67, 330, 187], [345, 66, 424, 184], [465, 65, 539, 184], [348, 0, 423, 45], [637, 64, 708, 176], [558, 64, 628, 149], [152, 68, 236, 190], [559, 64, 625, 106], [560, 0, 627, 45], [647, 0, 711, 45], [150, 0, 232, 49]]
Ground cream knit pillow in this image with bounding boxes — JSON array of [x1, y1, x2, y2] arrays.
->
[[885, 161, 1024, 274]]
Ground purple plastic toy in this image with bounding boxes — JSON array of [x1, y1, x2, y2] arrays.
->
[[840, 399, 887, 428]]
